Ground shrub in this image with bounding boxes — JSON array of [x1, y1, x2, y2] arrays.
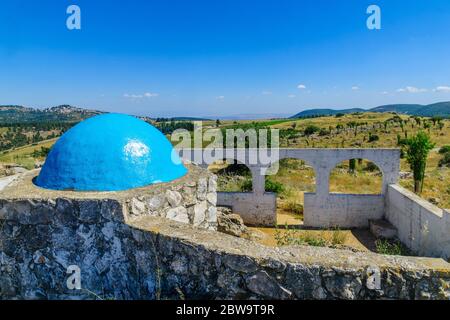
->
[[439, 145, 450, 154], [368, 134, 380, 142], [303, 125, 320, 136], [218, 163, 251, 176], [330, 227, 347, 245], [439, 152, 450, 168], [375, 239, 411, 256], [285, 201, 304, 215], [275, 228, 327, 247], [265, 178, 284, 193], [365, 161, 379, 172], [240, 178, 253, 192]]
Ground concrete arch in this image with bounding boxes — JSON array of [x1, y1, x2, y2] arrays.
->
[[178, 148, 400, 227], [328, 158, 383, 195], [266, 157, 317, 193], [317, 149, 400, 195], [207, 158, 253, 191]]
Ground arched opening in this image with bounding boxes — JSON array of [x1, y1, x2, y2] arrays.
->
[[265, 158, 316, 225], [208, 159, 252, 192], [329, 159, 383, 194]]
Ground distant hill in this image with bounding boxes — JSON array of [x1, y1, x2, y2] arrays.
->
[[370, 102, 450, 117], [291, 102, 450, 118], [0, 105, 103, 123], [290, 108, 365, 118], [170, 117, 212, 121], [0, 105, 214, 124], [219, 113, 293, 120]]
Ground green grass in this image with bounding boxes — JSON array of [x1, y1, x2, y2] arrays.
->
[[375, 239, 411, 256], [0, 138, 56, 170]]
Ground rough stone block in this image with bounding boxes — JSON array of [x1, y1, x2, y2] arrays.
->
[[369, 219, 398, 239]]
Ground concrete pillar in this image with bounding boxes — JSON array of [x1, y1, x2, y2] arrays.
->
[[382, 171, 399, 195], [315, 169, 330, 196], [250, 166, 265, 195]]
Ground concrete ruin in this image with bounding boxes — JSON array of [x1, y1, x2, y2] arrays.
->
[[178, 148, 450, 260]]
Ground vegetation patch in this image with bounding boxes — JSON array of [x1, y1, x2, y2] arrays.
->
[[275, 225, 348, 248], [375, 239, 411, 256]]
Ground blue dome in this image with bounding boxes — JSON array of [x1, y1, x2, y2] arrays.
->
[[35, 113, 187, 191]]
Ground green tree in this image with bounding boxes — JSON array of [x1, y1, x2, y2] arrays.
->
[[349, 159, 356, 174], [405, 131, 435, 194], [303, 125, 320, 136]]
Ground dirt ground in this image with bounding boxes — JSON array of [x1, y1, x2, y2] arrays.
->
[[250, 211, 378, 252]]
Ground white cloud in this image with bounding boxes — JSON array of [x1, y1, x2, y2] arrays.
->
[[381, 91, 389, 95], [287, 94, 296, 98], [351, 86, 360, 91], [396, 86, 427, 93], [124, 93, 143, 99], [262, 91, 273, 95], [216, 96, 225, 101], [434, 86, 450, 92], [124, 92, 159, 99], [297, 84, 306, 90]]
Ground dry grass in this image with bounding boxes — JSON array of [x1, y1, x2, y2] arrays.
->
[[268, 114, 450, 208], [0, 139, 56, 170], [275, 226, 348, 248]]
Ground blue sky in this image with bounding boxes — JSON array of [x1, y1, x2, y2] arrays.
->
[[1, 0, 450, 117]]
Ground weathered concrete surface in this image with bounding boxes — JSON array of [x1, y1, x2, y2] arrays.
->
[[0, 210, 449, 300], [0, 164, 218, 230], [304, 193, 385, 228], [179, 148, 400, 227], [0, 174, 20, 192], [386, 184, 450, 260], [217, 192, 277, 226]]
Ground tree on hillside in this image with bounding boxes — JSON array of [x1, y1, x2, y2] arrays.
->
[[431, 116, 443, 126], [404, 131, 435, 194], [304, 125, 320, 136]]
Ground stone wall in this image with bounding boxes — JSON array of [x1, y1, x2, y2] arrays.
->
[[1, 211, 449, 300], [0, 164, 218, 231], [386, 184, 450, 260]]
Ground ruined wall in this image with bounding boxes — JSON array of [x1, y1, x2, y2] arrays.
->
[[217, 192, 277, 226], [180, 148, 401, 227], [304, 194, 385, 228], [1, 206, 450, 300], [385, 184, 450, 260]]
